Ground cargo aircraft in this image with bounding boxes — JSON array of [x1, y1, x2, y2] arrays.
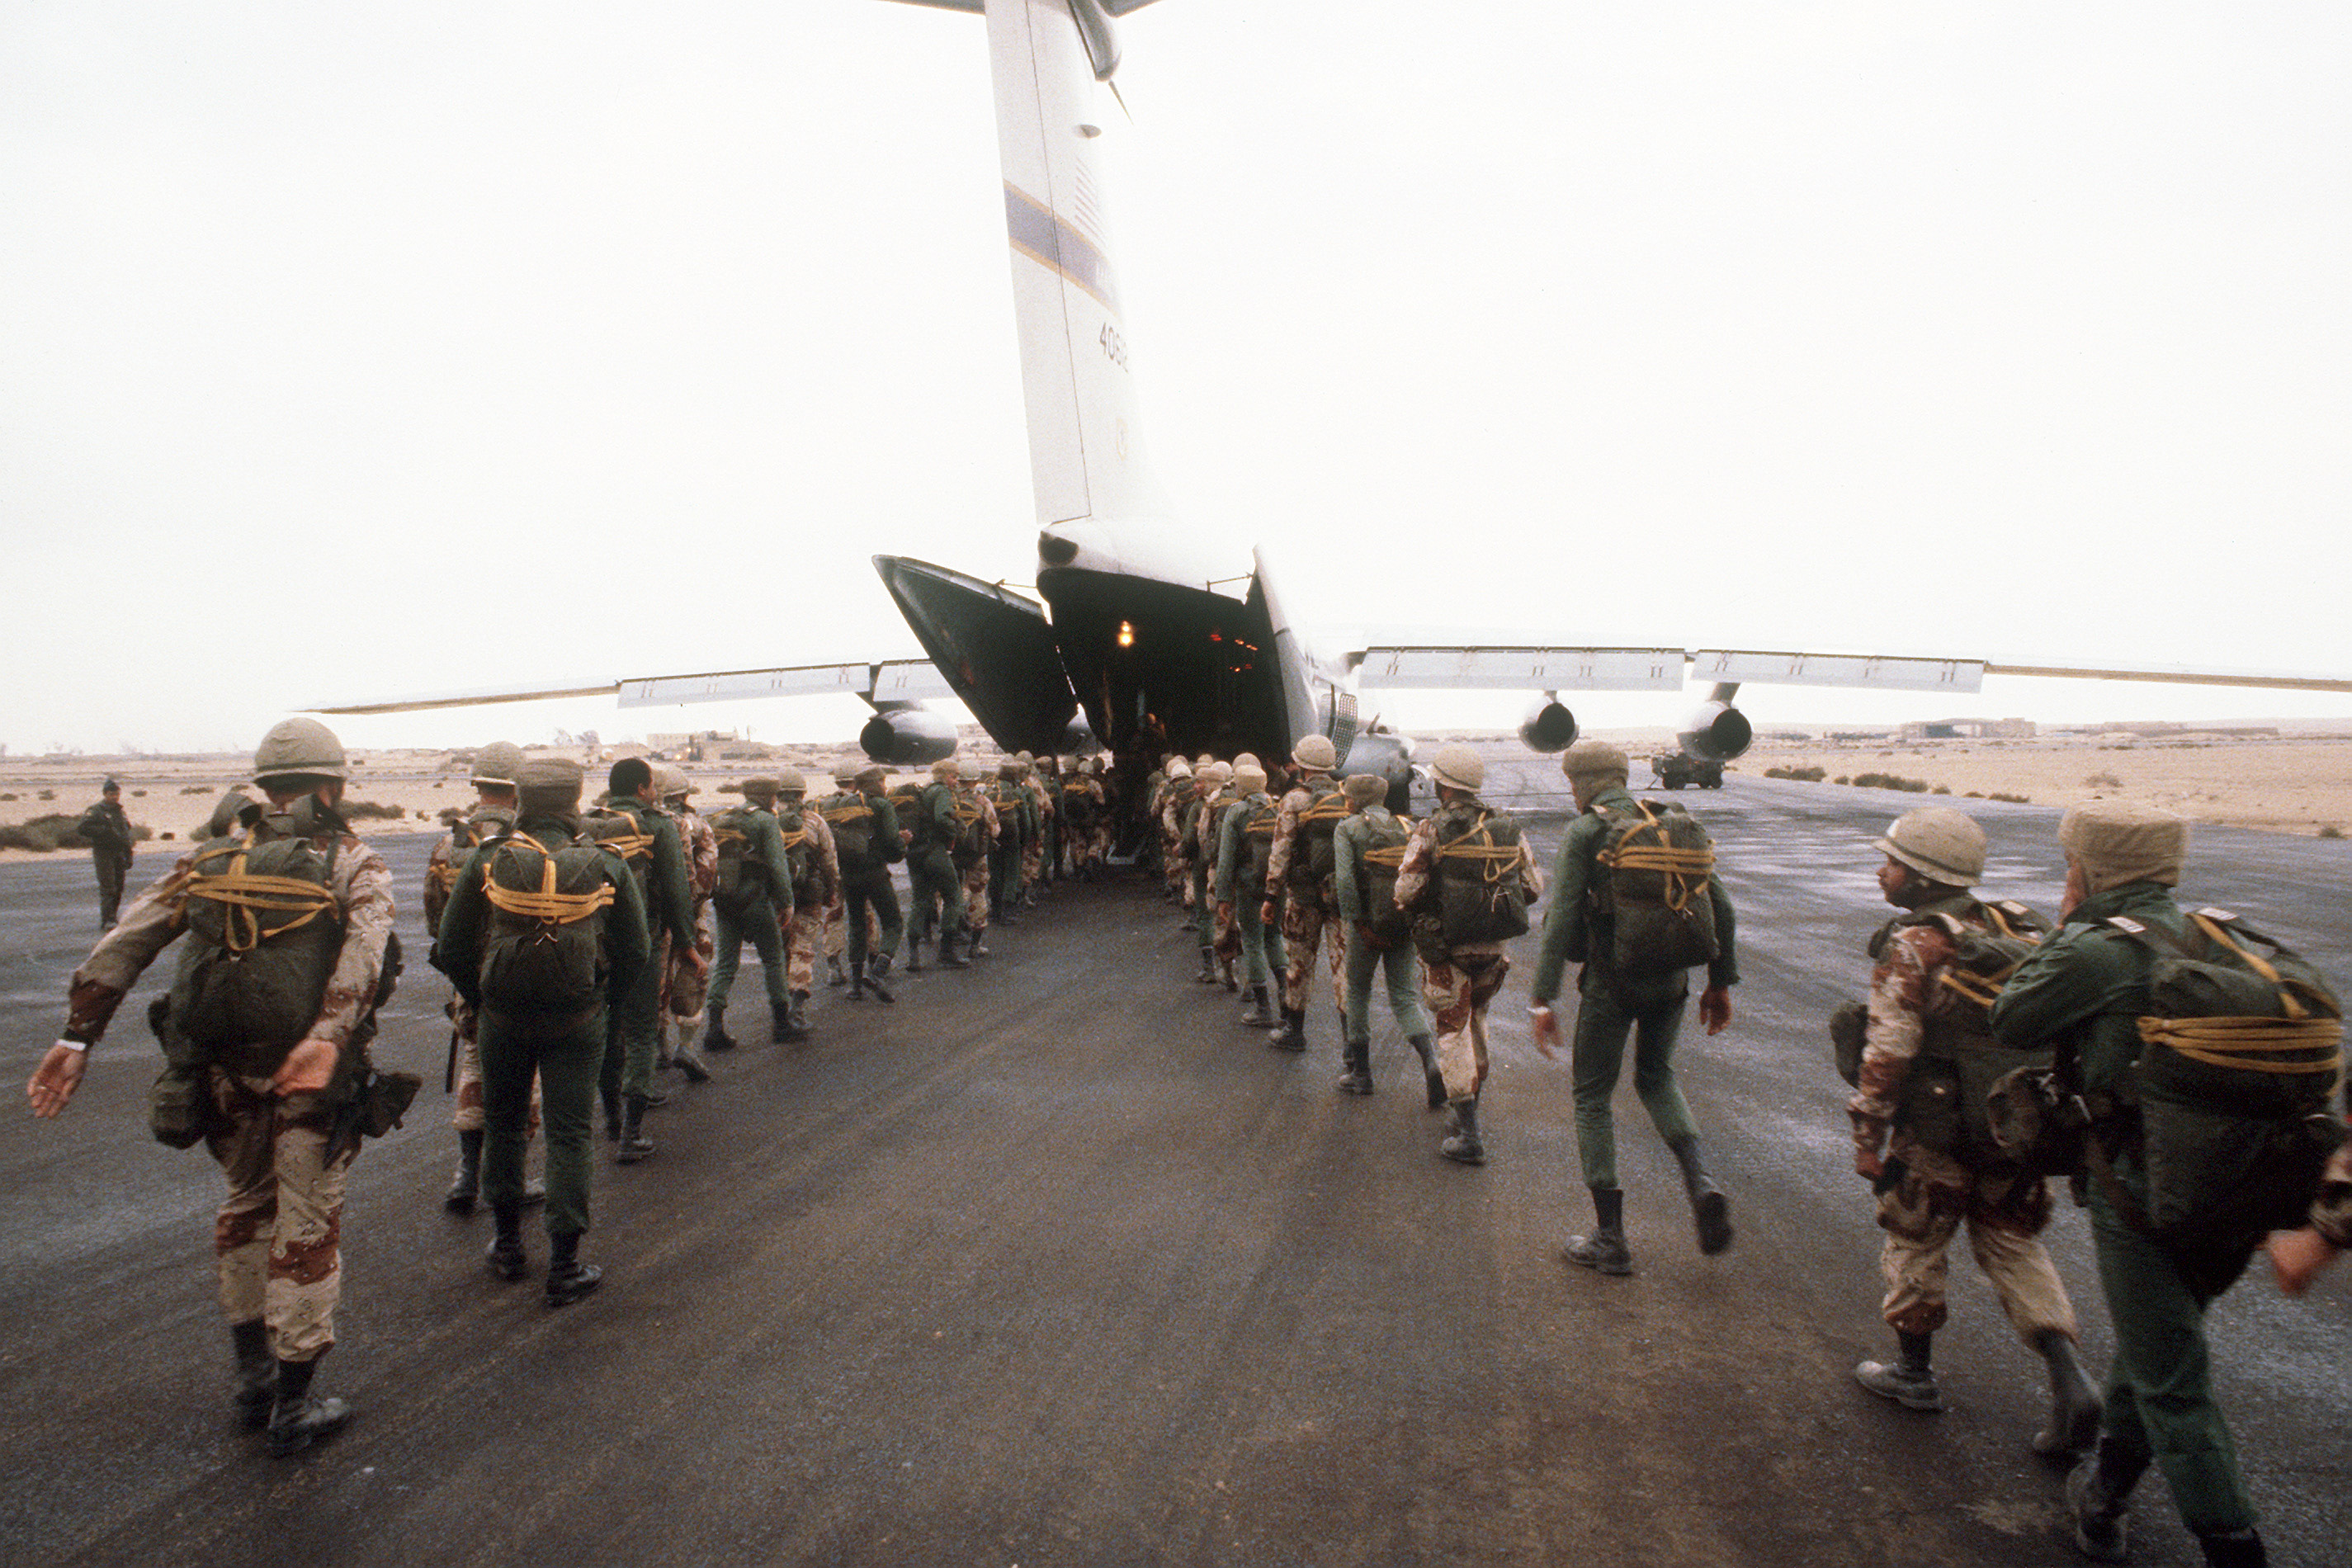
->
[[322, 0, 2351, 794]]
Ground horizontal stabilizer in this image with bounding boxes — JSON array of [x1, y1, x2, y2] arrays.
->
[[1354, 647, 1688, 692], [1692, 650, 1986, 694]]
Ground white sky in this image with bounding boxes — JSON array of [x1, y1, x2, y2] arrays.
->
[[4, 1, 2347, 757]]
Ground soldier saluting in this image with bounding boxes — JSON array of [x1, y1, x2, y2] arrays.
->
[[27, 719, 396, 1457]]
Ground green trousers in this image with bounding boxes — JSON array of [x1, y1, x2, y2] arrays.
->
[[838, 865, 904, 964], [480, 1005, 603, 1237], [2088, 1188, 2259, 1533], [1570, 967, 1701, 1190], [709, 895, 791, 1013], [908, 845, 964, 942], [1344, 931, 1428, 1042], [1235, 900, 1274, 989], [601, 945, 665, 1101]]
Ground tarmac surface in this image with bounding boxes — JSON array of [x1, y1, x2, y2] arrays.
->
[[2, 761, 2346, 1566]]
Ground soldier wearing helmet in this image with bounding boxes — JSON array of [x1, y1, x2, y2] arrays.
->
[[424, 742, 546, 1216], [816, 763, 905, 1001], [904, 758, 972, 971], [1154, 757, 1193, 906], [1185, 761, 1235, 986], [1213, 761, 1282, 1027], [593, 756, 706, 1165], [1843, 807, 2097, 1458], [656, 765, 718, 1083], [1528, 738, 1737, 1274], [30, 718, 397, 1457], [1263, 734, 1353, 1061], [1391, 743, 1541, 1165], [772, 769, 842, 1032]]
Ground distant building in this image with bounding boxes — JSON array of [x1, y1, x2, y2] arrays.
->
[[1900, 718, 2036, 741]]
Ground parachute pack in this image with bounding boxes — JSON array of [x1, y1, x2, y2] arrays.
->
[[775, 799, 824, 903], [2097, 908, 2345, 1244], [1419, 804, 1531, 957], [1288, 778, 1350, 893], [168, 814, 346, 1077], [820, 793, 881, 868], [1236, 796, 1279, 890], [709, 805, 770, 916], [1591, 799, 1719, 974], [1353, 813, 1414, 949], [476, 830, 617, 1016]]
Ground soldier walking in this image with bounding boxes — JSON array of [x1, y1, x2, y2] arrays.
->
[[28, 719, 395, 1456], [1330, 772, 1439, 1101], [904, 759, 971, 971], [1394, 744, 1541, 1166], [592, 758, 704, 1164], [704, 777, 801, 1046], [1528, 740, 1736, 1270], [76, 778, 136, 928], [817, 764, 904, 1001], [657, 766, 718, 1083], [1844, 807, 2099, 1457], [1214, 761, 1282, 1027], [432, 758, 649, 1307], [773, 771, 840, 1034], [1264, 735, 1352, 1056]]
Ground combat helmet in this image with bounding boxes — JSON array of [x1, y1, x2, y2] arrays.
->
[[253, 717, 347, 784], [1429, 744, 1484, 793], [471, 742, 526, 789], [1292, 734, 1337, 772], [1876, 806, 1986, 890]]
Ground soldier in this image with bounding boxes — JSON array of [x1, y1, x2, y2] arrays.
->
[[1186, 760, 1235, 988], [1395, 743, 1541, 1166], [1331, 772, 1440, 1102], [1155, 758, 1193, 908], [27, 718, 395, 1456], [772, 771, 840, 1035], [950, 767, 999, 958], [76, 777, 137, 928], [591, 757, 704, 1164], [1018, 753, 1052, 904], [658, 766, 717, 1084], [1845, 807, 2099, 1457], [818, 763, 904, 1002], [705, 777, 801, 1046], [433, 758, 649, 1308], [1988, 803, 2298, 1567], [988, 761, 1033, 927], [423, 742, 537, 1214], [820, 765, 859, 987], [904, 758, 971, 971], [1528, 739, 1736, 1269], [1263, 735, 1352, 1056], [1214, 761, 1282, 1028], [1060, 758, 1104, 881]]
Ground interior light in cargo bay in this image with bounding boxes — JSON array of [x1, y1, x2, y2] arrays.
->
[[1117, 621, 1136, 648]]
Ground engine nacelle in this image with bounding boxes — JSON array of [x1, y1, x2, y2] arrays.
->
[[1518, 698, 1579, 753], [1677, 701, 1753, 763], [858, 707, 959, 767], [1339, 730, 1418, 817]]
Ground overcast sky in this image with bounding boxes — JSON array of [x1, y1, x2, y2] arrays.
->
[[5, 2, 2347, 758]]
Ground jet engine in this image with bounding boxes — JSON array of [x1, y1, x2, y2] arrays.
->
[[1518, 697, 1578, 753], [1341, 731, 1418, 817], [858, 707, 959, 766], [1677, 700, 1754, 762]]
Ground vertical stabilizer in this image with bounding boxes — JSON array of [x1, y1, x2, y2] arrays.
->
[[985, 0, 1170, 528]]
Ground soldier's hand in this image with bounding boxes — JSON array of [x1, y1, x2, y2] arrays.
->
[[1259, 899, 1278, 926], [1528, 1004, 1561, 1058], [1854, 1146, 1885, 1183], [683, 946, 709, 978], [28, 1043, 88, 1118], [272, 1037, 339, 1096], [1216, 901, 1233, 923], [1698, 985, 1732, 1036], [2268, 1226, 2340, 1296]]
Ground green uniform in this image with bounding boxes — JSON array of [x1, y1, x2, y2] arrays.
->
[[435, 814, 649, 1238], [708, 804, 797, 1016], [1987, 881, 2258, 1536], [595, 799, 697, 1103], [907, 780, 966, 945], [819, 788, 905, 965], [1333, 806, 1429, 1041], [1528, 784, 1738, 1192], [1213, 790, 1278, 991]]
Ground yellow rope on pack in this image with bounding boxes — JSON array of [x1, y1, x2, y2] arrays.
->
[[187, 838, 338, 954], [1435, 812, 1523, 886], [2139, 1015, 2344, 1078], [484, 834, 615, 927], [1595, 803, 1714, 913], [597, 832, 654, 863], [1362, 845, 1408, 869]]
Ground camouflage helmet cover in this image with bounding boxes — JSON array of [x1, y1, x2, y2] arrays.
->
[[253, 717, 347, 783]]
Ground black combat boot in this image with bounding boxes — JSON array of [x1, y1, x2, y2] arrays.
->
[[445, 1129, 483, 1214], [999, 902, 1019, 927], [602, 1089, 622, 1141], [231, 1320, 275, 1430], [2032, 1329, 2103, 1460], [871, 949, 895, 980], [1407, 1033, 1445, 1110], [1441, 1095, 1486, 1165], [848, 960, 867, 1002], [1564, 1187, 1632, 1275], [485, 1203, 529, 1281], [1336, 1038, 1372, 1095], [672, 1032, 712, 1083], [1666, 1134, 1735, 1255], [703, 1006, 736, 1051], [1239, 985, 1278, 1028], [856, 960, 895, 1005], [967, 928, 989, 958], [1194, 949, 1219, 984], [1268, 1008, 1307, 1051], [771, 999, 795, 1041], [1854, 1332, 1942, 1411], [267, 1355, 353, 1457], [937, 930, 971, 970], [2194, 1528, 2267, 1567], [616, 1095, 654, 1164], [782, 990, 812, 1041], [904, 935, 925, 973], [1221, 957, 1238, 994], [826, 954, 849, 987], [545, 1230, 602, 1307], [2066, 1435, 2149, 1563]]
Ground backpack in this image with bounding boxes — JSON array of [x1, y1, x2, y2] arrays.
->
[[583, 802, 657, 904], [477, 830, 617, 1016], [1591, 799, 1719, 974], [1061, 777, 1098, 831], [709, 805, 771, 916], [1419, 803, 1532, 955], [425, 808, 512, 931], [1236, 795, 1280, 890], [168, 814, 345, 1077], [950, 789, 991, 866], [2097, 908, 2345, 1243], [1353, 811, 1414, 949], [1856, 898, 2056, 1158], [775, 800, 821, 905], [820, 793, 878, 868], [990, 781, 1028, 845], [1287, 777, 1351, 894]]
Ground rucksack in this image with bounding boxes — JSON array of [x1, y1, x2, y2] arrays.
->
[[477, 830, 617, 1016], [775, 800, 823, 905], [1236, 796, 1280, 890], [709, 805, 771, 916], [583, 803, 657, 904], [1353, 811, 1414, 949], [1591, 799, 1719, 974], [2097, 908, 2345, 1243], [168, 814, 345, 1077], [1850, 898, 2056, 1158], [949, 789, 991, 866], [1420, 803, 1532, 954], [1287, 777, 1351, 894], [820, 793, 878, 868], [1061, 777, 1098, 831]]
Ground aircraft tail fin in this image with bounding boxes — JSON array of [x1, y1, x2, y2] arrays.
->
[[985, 0, 1170, 528]]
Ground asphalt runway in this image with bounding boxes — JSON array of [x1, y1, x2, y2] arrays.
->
[[2, 767, 2346, 1566]]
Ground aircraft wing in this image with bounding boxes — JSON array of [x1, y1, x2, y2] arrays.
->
[[311, 659, 950, 718]]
